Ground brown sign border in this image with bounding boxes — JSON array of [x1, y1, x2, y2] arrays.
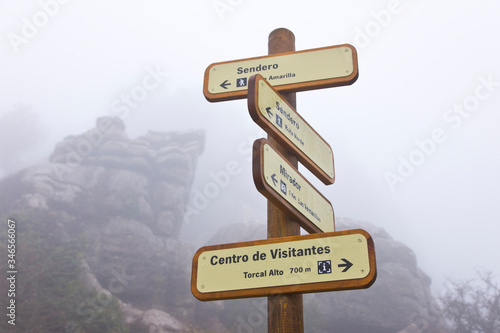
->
[[252, 138, 334, 234], [203, 44, 359, 102], [191, 228, 377, 301], [248, 74, 335, 185]]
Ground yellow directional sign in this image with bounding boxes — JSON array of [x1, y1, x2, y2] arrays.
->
[[253, 138, 334, 234], [248, 74, 335, 185], [191, 229, 377, 301], [203, 44, 358, 102]]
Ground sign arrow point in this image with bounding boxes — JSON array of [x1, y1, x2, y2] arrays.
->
[[338, 258, 353, 272], [265, 107, 273, 118], [220, 80, 231, 89], [271, 174, 278, 187]]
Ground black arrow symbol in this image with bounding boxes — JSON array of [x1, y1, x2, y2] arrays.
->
[[271, 174, 278, 187], [220, 80, 231, 89], [266, 107, 273, 118], [338, 259, 353, 272]]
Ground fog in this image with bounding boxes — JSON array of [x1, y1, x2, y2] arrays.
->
[[1, 0, 499, 296]]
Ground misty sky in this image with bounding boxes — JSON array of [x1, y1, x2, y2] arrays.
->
[[1, 1, 499, 294]]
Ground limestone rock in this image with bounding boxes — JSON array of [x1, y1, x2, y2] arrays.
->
[[140, 309, 185, 333], [398, 324, 422, 333], [0, 114, 451, 332], [120, 302, 144, 325], [1, 116, 204, 331], [207, 219, 267, 245]]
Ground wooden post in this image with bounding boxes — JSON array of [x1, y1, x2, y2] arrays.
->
[[267, 28, 304, 333]]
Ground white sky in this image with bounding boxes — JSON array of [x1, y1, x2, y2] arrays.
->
[[1, 0, 499, 295]]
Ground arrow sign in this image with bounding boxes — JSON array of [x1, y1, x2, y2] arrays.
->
[[203, 44, 358, 102], [338, 258, 353, 272], [271, 173, 278, 187], [253, 138, 334, 234], [191, 229, 377, 301], [248, 74, 335, 185], [265, 107, 273, 118], [220, 80, 231, 89]]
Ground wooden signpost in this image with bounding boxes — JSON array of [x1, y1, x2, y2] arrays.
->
[[192, 229, 376, 301], [193, 28, 377, 333], [248, 74, 335, 185], [203, 44, 358, 102], [252, 138, 335, 234]]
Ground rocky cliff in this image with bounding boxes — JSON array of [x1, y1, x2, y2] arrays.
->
[[0, 117, 447, 332], [1, 117, 204, 332]]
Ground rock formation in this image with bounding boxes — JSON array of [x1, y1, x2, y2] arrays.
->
[[0, 116, 448, 332], [2, 117, 204, 332]]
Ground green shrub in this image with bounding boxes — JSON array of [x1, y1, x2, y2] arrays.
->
[[0, 209, 128, 333]]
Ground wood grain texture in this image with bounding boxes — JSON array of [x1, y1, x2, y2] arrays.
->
[[267, 27, 303, 333]]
